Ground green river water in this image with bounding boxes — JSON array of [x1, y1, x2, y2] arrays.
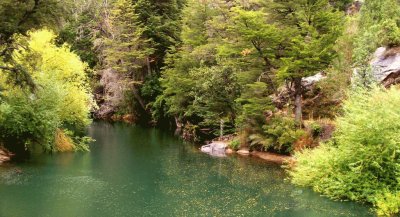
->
[[0, 122, 374, 217]]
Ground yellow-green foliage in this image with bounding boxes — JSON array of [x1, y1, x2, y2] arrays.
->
[[0, 29, 93, 152], [290, 87, 400, 216], [13, 29, 93, 130]]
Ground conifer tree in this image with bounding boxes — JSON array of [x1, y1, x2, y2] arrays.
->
[[272, 0, 343, 123], [103, 0, 153, 78]]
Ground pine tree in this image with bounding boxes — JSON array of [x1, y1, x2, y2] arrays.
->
[[134, 0, 185, 73], [103, 0, 153, 78]]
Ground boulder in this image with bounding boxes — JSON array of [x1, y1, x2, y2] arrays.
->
[[0, 147, 12, 164], [237, 149, 250, 156], [225, 148, 234, 154], [200, 142, 227, 157], [370, 47, 400, 87]]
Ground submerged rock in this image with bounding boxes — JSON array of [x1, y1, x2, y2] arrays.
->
[[251, 151, 293, 164], [200, 142, 227, 157], [237, 149, 250, 156]]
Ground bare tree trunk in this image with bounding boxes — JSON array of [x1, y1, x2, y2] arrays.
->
[[293, 77, 302, 124], [174, 116, 182, 135], [220, 119, 224, 139], [132, 88, 147, 111], [146, 57, 151, 77]]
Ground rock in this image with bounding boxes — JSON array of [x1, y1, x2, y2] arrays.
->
[[0, 147, 12, 164], [251, 151, 293, 164], [370, 47, 400, 87], [302, 72, 326, 87], [200, 142, 227, 157], [122, 114, 135, 124], [237, 149, 250, 156], [225, 148, 234, 154]]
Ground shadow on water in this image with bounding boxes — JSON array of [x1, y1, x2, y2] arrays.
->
[[0, 122, 374, 217]]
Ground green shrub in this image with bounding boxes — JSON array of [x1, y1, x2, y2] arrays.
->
[[229, 139, 240, 150], [262, 115, 305, 154], [247, 114, 305, 154], [290, 86, 400, 216], [0, 30, 93, 153], [309, 122, 323, 138]]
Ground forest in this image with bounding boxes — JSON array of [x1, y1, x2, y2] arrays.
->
[[1, 0, 400, 216]]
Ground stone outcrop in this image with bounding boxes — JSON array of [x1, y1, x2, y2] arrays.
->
[[371, 47, 400, 87]]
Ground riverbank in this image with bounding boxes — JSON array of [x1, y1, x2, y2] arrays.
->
[[203, 139, 294, 165]]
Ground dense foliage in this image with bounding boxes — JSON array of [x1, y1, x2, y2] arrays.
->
[[154, 0, 343, 150], [0, 30, 93, 153], [290, 87, 400, 216]]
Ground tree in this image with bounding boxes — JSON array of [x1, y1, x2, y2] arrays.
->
[[0, 29, 93, 153], [156, 0, 217, 122], [101, 0, 154, 113], [189, 66, 240, 137], [0, 0, 68, 89], [272, 0, 343, 123], [225, 5, 285, 92], [57, 0, 103, 68], [103, 0, 153, 76], [134, 0, 185, 73]]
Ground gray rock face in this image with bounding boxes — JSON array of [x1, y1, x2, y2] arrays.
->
[[302, 72, 325, 87], [371, 47, 400, 87]]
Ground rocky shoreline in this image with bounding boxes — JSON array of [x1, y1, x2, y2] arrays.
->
[[201, 140, 294, 165]]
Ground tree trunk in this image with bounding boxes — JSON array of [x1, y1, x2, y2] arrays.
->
[[132, 88, 147, 111], [220, 119, 224, 139], [146, 57, 151, 77], [293, 77, 302, 124]]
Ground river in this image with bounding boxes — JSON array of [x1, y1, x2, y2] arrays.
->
[[0, 122, 373, 217]]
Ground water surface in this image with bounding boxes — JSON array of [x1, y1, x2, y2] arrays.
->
[[0, 122, 373, 217]]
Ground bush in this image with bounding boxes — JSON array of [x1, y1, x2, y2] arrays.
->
[[247, 113, 305, 155], [0, 29, 93, 153], [229, 139, 240, 150], [261, 115, 305, 154], [290, 86, 400, 216], [309, 122, 323, 138]]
